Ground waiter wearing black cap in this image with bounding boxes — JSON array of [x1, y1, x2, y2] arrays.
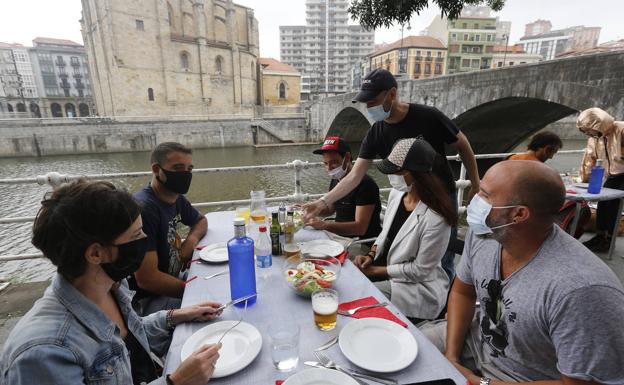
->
[[304, 68, 480, 280]]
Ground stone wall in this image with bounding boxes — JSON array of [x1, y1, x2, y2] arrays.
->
[[0, 117, 306, 157]]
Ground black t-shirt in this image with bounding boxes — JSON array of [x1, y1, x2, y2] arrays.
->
[[124, 331, 158, 385], [372, 193, 412, 271], [130, 185, 201, 300], [359, 103, 459, 193], [329, 174, 382, 240]]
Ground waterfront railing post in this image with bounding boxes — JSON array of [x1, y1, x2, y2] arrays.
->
[[289, 159, 308, 203]]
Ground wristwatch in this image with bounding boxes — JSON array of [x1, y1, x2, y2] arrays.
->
[[479, 377, 491, 385]]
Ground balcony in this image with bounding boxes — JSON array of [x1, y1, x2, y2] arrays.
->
[[59, 82, 71, 89], [55, 59, 66, 67], [75, 82, 85, 89], [70, 60, 80, 67], [435, 57, 444, 62]]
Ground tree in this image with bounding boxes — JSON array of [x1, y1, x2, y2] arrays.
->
[[348, 0, 506, 30]]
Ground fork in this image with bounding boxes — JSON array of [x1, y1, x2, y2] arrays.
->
[[338, 301, 389, 316], [216, 298, 248, 344], [314, 350, 398, 385], [203, 269, 229, 280]]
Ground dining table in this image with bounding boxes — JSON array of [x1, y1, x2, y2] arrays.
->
[[564, 184, 624, 260], [164, 210, 466, 384]]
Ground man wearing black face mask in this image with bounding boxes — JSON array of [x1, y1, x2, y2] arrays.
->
[[130, 142, 208, 315]]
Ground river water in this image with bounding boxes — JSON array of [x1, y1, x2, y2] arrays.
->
[[0, 139, 587, 282]]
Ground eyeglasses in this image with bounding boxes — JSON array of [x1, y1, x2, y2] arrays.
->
[[486, 279, 503, 324]]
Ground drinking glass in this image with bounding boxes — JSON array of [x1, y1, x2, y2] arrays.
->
[[312, 289, 338, 331], [269, 323, 300, 371], [283, 243, 301, 259], [235, 206, 250, 225]]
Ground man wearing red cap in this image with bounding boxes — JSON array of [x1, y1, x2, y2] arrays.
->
[[307, 136, 382, 243]]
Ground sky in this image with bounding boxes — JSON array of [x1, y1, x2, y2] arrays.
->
[[0, 0, 622, 59]]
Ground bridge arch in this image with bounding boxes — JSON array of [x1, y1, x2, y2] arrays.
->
[[453, 97, 577, 154], [326, 106, 371, 142]]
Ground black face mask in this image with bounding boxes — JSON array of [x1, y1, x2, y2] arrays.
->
[[157, 166, 192, 194], [100, 237, 148, 282]]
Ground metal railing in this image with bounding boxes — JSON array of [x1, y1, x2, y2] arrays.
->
[[0, 149, 586, 263]]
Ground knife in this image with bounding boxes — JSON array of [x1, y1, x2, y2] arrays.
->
[[304, 361, 398, 385], [216, 293, 257, 312]]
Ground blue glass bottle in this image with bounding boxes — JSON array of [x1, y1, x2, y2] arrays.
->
[[227, 218, 257, 307], [587, 159, 605, 194]]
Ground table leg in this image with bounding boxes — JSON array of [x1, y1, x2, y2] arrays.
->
[[568, 202, 582, 236], [607, 198, 624, 260]]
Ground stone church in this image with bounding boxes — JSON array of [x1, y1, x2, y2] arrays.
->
[[80, 0, 260, 117]]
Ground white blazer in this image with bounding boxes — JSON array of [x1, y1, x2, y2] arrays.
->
[[373, 189, 451, 319]]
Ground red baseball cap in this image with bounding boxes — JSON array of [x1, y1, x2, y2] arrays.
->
[[312, 136, 351, 156]]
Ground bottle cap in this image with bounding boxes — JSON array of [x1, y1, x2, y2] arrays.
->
[[259, 225, 267, 232], [233, 218, 246, 226], [272, 211, 279, 217], [596, 159, 603, 166]]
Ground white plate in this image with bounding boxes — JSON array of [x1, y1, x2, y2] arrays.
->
[[199, 242, 229, 263], [339, 318, 418, 373], [180, 321, 262, 378], [283, 368, 359, 385], [300, 239, 344, 257]]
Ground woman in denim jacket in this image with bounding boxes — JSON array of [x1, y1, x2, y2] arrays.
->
[[1, 180, 222, 385]]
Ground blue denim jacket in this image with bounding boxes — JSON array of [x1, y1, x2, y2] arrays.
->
[[1, 274, 171, 385]]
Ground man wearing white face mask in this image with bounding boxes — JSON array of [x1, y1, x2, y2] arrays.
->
[[304, 68, 480, 280], [420, 161, 624, 385], [306, 136, 382, 241]]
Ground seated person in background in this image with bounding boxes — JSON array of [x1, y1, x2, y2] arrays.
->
[[1, 180, 222, 385], [508, 131, 562, 162], [354, 138, 456, 325], [306, 136, 382, 243], [420, 160, 624, 385], [131, 142, 208, 315]]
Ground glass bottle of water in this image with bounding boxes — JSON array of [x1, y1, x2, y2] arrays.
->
[[227, 218, 257, 307]]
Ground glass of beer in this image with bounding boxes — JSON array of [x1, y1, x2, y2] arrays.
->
[[235, 206, 251, 225], [283, 243, 301, 259], [312, 289, 338, 331]]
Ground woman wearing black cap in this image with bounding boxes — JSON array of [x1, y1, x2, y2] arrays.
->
[[354, 138, 457, 324]]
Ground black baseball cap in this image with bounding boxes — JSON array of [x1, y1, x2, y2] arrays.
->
[[313, 136, 351, 156], [376, 138, 437, 174], [352, 68, 398, 103]]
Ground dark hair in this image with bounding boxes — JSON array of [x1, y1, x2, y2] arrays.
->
[[150, 142, 192, 165], [32, 179, 141, 280], [527, 131, 563, 152], [409, 170, 458, 227]]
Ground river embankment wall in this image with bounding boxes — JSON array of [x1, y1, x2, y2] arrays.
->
[[0, 117, 308, 157]]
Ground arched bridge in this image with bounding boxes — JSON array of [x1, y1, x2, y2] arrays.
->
[[310, 51, 624, 155]]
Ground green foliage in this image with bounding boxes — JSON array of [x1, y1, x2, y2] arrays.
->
[[348, 0, 506, 29]]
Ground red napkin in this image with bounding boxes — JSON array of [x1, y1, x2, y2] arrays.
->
[[276, 381, 284, 385], [338, 296, 408, 328], [566, 189, 577, 194], [335, 250, 348, 264]]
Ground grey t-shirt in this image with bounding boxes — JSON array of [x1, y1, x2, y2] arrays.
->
[[457, 225, 624, 384]]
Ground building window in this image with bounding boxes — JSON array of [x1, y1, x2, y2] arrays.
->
[[136, 20, 144, 31], [63, 89, 70, 97], [414, 63, 421, 75], [424, 63, 431, 74], [475, 34, 480, 41], [463, 34, 469, 41], [279, 82, 286, 99], [497, 61, 503, 67], [451, 33, 457, 41], [148, 87, 154, 101], [474, 23, 479, 29], [215, 56, 223, 75], [462, 59, 470, 67], [180, 52, 189, 70], [437, 51, 442, 58]]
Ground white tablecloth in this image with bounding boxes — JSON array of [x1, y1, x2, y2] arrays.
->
[[164, 210, 466, 384], [565, 185, 624, 202]]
